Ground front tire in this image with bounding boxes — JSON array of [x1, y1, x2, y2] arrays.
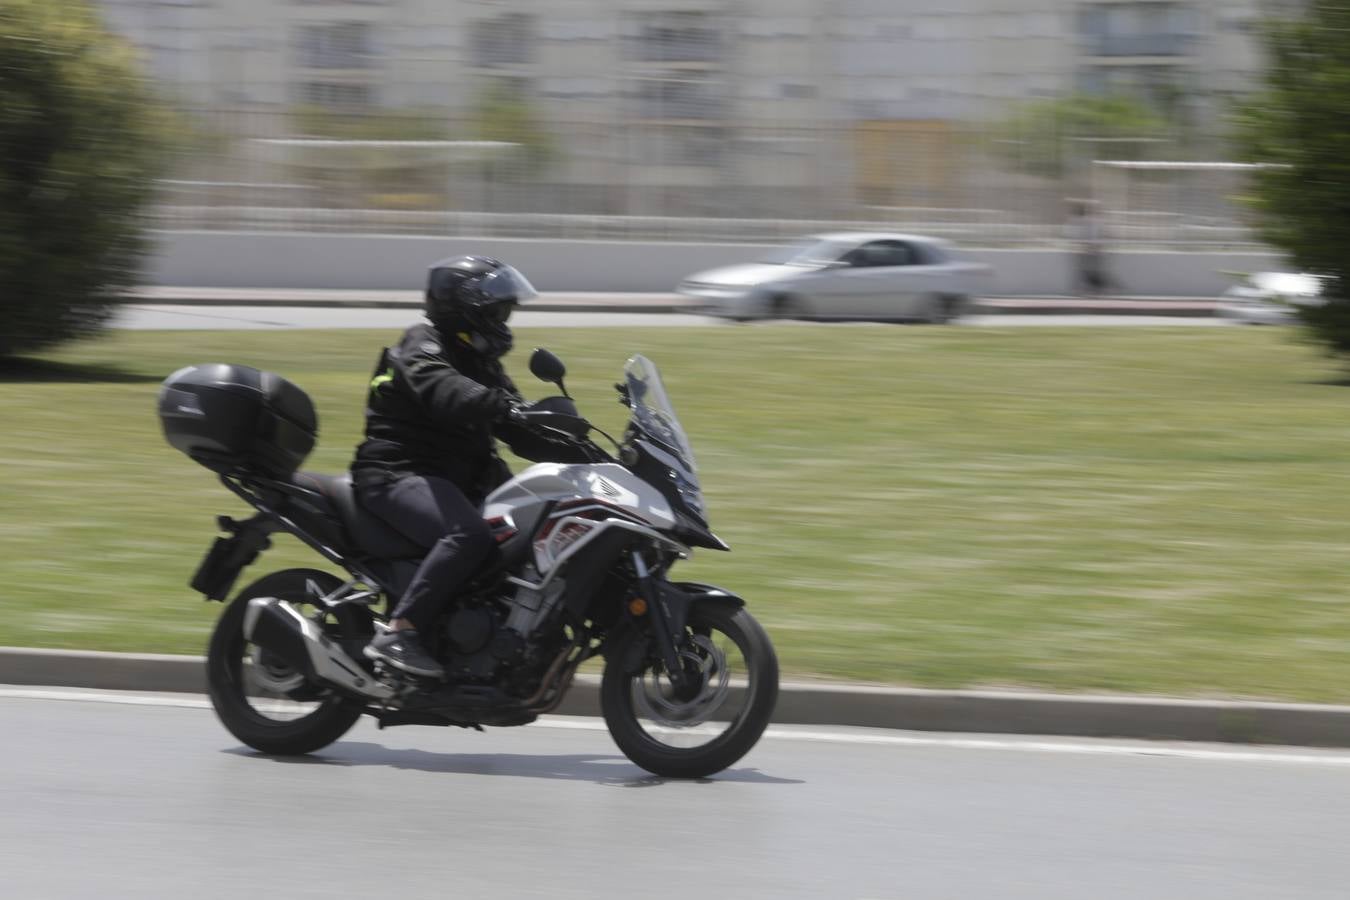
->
[[206, 569, 371, 755], [602, 603, 778, 778]]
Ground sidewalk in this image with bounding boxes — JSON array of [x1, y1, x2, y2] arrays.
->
[[6, 646, 1350, 747], [124, 287, 1221, 318]]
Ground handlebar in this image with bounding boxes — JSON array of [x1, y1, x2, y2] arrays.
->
[[513, 408, 615, 464], [515, 408, 590, 437]]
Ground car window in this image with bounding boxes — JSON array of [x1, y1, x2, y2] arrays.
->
[[915, 242, 948, 264], [759, 238, 854, 266], [842, 240, 916, 268]]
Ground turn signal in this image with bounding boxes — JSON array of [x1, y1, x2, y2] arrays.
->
[[628, 597, 648, 616]]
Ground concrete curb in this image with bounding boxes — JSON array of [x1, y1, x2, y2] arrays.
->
[[976, 298, 1218, 317], [124, 295, 689, 315], [6, 647, 1350, 747]]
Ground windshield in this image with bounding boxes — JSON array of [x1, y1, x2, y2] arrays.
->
[[624, 355, 696, 472], [758, 238, 851, 267]]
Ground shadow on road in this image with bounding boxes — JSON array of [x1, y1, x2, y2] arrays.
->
[[0, 357, 162, 384], [225, 742, 803, 786]]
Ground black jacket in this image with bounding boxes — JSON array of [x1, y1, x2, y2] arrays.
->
[[351, 322, 584, 500]]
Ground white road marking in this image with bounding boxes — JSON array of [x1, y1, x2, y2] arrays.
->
[[6, 685, 1350, 767], [0, 687, 214, 708]]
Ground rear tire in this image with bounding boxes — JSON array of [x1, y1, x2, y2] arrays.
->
[[602, 603, 778, 778], [206, 569, 370, 755]]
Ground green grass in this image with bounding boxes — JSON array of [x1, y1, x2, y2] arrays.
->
[[6, 324, 1350, 702]]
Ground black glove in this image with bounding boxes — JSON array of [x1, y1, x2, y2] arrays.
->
[[503, 401, 531, 425]]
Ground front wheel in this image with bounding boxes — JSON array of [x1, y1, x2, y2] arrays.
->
[[206, 569, 371, 755], [601, 603, 778, 778]]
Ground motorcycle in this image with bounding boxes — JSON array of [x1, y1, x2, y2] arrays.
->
[[157, 348, 779, 778]]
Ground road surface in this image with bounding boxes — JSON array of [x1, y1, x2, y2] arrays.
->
[[112, 305, 1232, 330], [3, 687, 1349, 899]]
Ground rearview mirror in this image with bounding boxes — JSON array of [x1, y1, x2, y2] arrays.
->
[[530, 347, 566, 383], [529, 347, 569, 398]]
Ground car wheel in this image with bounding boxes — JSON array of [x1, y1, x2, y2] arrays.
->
[[771, 294, 809, 320], [922, 294, 961, 325]]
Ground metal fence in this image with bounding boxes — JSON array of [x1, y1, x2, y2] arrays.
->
[[154, 105, 1264, 250]]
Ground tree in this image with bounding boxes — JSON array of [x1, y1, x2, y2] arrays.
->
[[1235, 2, 1350, 359], [0, 0, 164, 359], [286, 105, 452, 209], [469, 80, 556, 173], [995, 93, 1169, 182]]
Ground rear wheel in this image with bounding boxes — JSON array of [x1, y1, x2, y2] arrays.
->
[[602, 602, 778, 778], [206, 569, 371, 755]]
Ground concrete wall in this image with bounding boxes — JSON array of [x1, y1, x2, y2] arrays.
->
[[144, 230, 1287, 297]]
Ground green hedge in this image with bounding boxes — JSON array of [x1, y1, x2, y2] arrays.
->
[[0, 0, 163, 358]]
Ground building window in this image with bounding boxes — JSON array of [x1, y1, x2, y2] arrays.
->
[[630, 73, 726, 120], [1077, 3, 1198, 56], [296, 22, 374, 69], [1080, 2, 1198, 55], [624, 11, 722, 63], [299, 82, 374, 108], [639, 127, 727, 167], [471, 13, 532, 67]]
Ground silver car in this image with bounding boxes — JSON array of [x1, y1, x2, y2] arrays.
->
[[677, 232, 993, 323], [1217, 271, 1323, 325]]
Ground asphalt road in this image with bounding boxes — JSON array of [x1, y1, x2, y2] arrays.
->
[[5, 688, 1350, 899], [112, 305, 1233, 330]]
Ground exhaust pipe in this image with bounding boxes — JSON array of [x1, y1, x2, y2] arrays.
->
[[243, 597, 394, 700]]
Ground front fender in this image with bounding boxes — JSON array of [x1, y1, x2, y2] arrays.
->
[[613, 581, 746, 675], [664, 581, 745, 637], [671, 581, 745, 609]]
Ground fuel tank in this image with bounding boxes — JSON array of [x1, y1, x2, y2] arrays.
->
[[483, 463, 676, 532]]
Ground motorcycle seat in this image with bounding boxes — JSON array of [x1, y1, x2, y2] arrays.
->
[[290, 472, 536, 575], [290, 471, 425, 560]]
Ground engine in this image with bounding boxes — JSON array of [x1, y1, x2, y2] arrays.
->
[[437, 574, 568, 686]]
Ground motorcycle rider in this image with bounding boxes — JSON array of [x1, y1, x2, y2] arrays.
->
[[353, 255, 585, 679]]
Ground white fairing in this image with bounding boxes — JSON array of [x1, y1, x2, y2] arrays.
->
[[484, 462, 677, 531]]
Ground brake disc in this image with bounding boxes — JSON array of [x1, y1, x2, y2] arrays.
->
[[632, 634, 731, 728]]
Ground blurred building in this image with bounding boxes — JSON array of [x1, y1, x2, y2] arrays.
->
[[93, 0, 1297, 233], [95, 0, 1281, 117]]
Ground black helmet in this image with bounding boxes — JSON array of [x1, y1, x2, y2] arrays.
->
[[424, 255, 538, 358]]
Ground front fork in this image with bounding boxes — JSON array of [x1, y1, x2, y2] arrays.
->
[[630, 551, 693, 692]]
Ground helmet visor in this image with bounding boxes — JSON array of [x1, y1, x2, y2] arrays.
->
[[476, 300, 515, 326], [471, 265, 539, 307]]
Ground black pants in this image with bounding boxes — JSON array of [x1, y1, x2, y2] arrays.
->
[[356, 474, 495, 632]]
